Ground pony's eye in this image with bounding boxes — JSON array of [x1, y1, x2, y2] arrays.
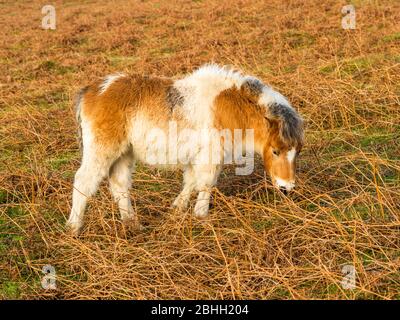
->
[[272, 149, 280, 156]]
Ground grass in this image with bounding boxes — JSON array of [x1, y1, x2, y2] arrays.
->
[[0, 0, 399, 300], [2, 281, 21, 299], [382, 32, 400, 42]]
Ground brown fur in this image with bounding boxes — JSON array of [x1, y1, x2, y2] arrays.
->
[[80, 74, 301, 183], [262, 127, 299, 181], [213, 85, 269, 145], [214, 84, 302, 181], [81, 75, 176, 149]]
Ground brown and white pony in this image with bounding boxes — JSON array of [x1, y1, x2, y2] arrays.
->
[[67, 64, 303, 234]]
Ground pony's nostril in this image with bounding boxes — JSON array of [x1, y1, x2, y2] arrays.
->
[[279, 187, 288, 195]]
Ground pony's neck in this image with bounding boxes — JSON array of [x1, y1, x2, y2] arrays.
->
[[213, 86, 270, 156]]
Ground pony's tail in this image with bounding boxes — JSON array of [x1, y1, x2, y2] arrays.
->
[[74, 86, 88, 152]]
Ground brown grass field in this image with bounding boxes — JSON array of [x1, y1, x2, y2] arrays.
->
[[0, 0, 399, 300]]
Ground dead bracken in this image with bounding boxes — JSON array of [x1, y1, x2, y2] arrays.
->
[[0, 0, 399, 300]]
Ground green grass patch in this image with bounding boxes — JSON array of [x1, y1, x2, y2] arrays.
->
[[191, 227, 203, 238], [0, 242, 8, 254], [381, 170, 399, 184], [359, 131, 393, 148], [0, 190, 7, 204], [6, 205, 27, 218], [1, 281, 21, 299], [1, 206, 27, 244], [284, 31, 315, 49], [136, 181, 167, 192], [304, 203, 319, 212], [61, 170, 76, 179], [354, 126, 399, 159], [0, 149, 13, 162], [272, 286, 292, 298], [348, 204, 372, 221], [325, 283, 342, 296], [48, 151, 78, 171], [252, 219, 273, 231], [341, 57, 372, 75], [319, 64, 336, 74], [150, 46, 177, 59], [325, 141, 354, 155], [108, 55, 139, 67], [319, 56, 376, 76], [282, 64, 297, 74], [38, 60, 76, 75], [382, 32, 400, 42], [35, 90, 68, 109]]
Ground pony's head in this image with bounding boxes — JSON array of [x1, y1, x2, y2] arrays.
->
[[241, 77, 304, 192], [262, 102, 304, 193]]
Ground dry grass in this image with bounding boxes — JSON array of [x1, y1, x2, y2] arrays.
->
[[0, 0, 399, 299]]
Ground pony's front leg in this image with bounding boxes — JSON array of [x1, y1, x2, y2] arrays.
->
[[192, 164, 221, 218], [173, 166, 196, 210]]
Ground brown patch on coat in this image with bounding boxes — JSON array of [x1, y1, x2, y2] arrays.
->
[[213, 85, 301, 180], [79, 74, 176, 149], [213, 85, 271, 148]]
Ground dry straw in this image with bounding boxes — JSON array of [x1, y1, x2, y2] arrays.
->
[[0, 0, 399, 299]]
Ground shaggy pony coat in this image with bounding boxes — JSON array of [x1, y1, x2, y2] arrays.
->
[[67, 64, 303, 234]]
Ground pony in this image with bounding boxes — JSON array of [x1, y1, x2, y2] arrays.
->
[[67, 64, 304, 234]]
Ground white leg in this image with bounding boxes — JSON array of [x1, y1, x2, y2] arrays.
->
[[67, 154, 113, 234], [109, 151, 135, 222], [173, 166, 196, 210], [194, 189, 213, 218], [192, 165, 221, 218]]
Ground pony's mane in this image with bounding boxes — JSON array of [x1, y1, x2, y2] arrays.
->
[[186, 64, 304, 146], [267, 102, 304, 147], [185, 64, 246, 93]]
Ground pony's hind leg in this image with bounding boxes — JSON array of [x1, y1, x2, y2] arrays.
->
[[67, 148, 116, 235], [108, 149, 138, 226]]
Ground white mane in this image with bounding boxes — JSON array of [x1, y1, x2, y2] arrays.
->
[[174, 64, 246, 128], [174, 63, 292, 128]]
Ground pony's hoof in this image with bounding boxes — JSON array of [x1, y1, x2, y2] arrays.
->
[[122, 217, 144, 231], [172, 197, 189, 212], [65, 221, 82, 236], [194, 204, 209, 219]]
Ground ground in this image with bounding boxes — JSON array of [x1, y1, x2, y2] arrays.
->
[[0, 0, 399, 299]]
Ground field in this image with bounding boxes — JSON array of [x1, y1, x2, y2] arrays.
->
[[0, 0, 399, 299]]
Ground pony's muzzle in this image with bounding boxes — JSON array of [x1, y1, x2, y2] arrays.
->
[[274, 177, 295, 193], [279, 187, 289, 195]]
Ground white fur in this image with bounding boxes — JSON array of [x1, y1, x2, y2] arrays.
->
[[67, 113, 113, 233], [174, 64, 245, 128], [286, 148, 296, 163], [274, 177, 295, 192], [98, 73, 125, 95], [130, 64, 252, 168], [67, 64, 294, 233], [258, 86, 292, 110]]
